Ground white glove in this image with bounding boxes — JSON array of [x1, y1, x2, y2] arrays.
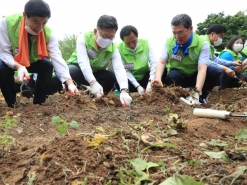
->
[[17, 66, 30, 83], [68, 84, 78, 96], [120, 92, 132, 107], [90, 81, 103, 98], [146, 82, 152, 93], [188, 91, 201, 105], [137, 86, 145, 95]]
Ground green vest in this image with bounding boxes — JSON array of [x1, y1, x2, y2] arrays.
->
[[200, 35, 215, 60], [118, 39, 149, 80], [67, 31, 116, 72], [5, 14, 52, 64], [166, 33, 205, 77], [219, 49, 242, 61], [241, 46, 247, 56]]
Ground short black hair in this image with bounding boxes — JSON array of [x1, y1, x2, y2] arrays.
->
[[24, 0, 51, 18], [97, 15, 118, 31], [206, 24, 227, 34], [226, 35, 245, 50], [171, 14, 192, 29], [120, 25, 138, 40]]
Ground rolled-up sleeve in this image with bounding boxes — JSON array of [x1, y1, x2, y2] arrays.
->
[[47, 33, 71, 83], [112, 49, 128, 89], [198, 42, 210, 65]]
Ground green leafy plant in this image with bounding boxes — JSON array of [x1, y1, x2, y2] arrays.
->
[[117, 158, 162, 185], [160, 174, 204, 185], [51, 116, 79, 136], [0, 115, 17, 146]]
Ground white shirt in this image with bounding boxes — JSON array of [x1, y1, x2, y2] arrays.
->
[[76, 33, 128, 89], [126, 42, 157, 88], [0, 17, 71, 83]]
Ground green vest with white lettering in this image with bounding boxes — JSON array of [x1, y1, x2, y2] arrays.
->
[[5, 14, 52, 63], [200, 35, 214, 60], [118, 39, 149, 80], [67, 31, 116, 72], [166, 32, 205, 77]]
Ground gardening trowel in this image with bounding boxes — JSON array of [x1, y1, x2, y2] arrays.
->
[[193, 108, 247, 119]]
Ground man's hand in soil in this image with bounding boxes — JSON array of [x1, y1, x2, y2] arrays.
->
[[137, 85, 145, 95], [17, 66, 30, 83], [146, 82, 152, 93], [66, 79, 78, 96], [188, 91, 200, 105], [120, 91, 132, 107], [90, 81, 103, 98], [68, 84, 78, 96]]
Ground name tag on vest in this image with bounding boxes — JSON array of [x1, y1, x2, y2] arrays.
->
[[87, 48, 98, 59], [124, 63, 134, 69], [171, 54, 182, 62]]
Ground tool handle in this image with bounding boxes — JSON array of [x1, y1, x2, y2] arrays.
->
[[193, 108, 230, 119], [180, 97, 192, 106]]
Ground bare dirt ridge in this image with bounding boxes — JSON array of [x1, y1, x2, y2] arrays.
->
[[0, 86, 247, 185]]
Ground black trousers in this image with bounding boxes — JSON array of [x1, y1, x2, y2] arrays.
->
[[15, 74, 63, 96], [68, 64, 116, 94], [0, 58, 53, 107]]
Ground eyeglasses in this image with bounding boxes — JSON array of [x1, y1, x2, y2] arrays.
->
[[98, 30, 115, 40], [172, 29, 188, 36]]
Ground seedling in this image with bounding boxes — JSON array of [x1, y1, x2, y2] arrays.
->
[[51, 116, 79, 136], [0, 115, 17, 146], [117, 158, 160, 185]]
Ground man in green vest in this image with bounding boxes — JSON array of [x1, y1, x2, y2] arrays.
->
[[67, 15, 132, 107], [154, 14, 220, 106], [200, 24, 242, 88], [0, 0, 77, 108], [117, 25, 163, 95]]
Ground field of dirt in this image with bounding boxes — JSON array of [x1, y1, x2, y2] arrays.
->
[[0, 85, 247, 185]]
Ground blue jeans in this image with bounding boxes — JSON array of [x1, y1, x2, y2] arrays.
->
[[166, 65, 220, 98], [0, 58, 53, 107]]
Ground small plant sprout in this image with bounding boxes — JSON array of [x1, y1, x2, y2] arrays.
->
[[51, 116, 79, 136], [0, 115, 17, 147]]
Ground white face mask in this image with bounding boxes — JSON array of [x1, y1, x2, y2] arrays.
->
[[127, 43, 139, 52], [233, 44, 243, 52], [24, 18, 42, 35], [213, 37, 222, 46], [96, 34, 113, 48]]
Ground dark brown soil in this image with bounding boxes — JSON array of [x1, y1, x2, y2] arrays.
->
[[0, 86, 247, 185]]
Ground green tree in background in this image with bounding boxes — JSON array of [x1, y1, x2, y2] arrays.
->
[[196, 11, 247, 51], [58, 34, 77, 61]]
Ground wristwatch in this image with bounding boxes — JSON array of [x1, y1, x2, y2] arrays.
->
[[120, 88, 129, 93]]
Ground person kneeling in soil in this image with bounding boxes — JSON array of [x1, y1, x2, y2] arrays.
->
[[116, 25, 164, 95], [67, 15, 132, 107], [0, 0, 77, 108], [200, 24, 242, 87], [154, 14, 220, 106], [218, 36, 247, 90]]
